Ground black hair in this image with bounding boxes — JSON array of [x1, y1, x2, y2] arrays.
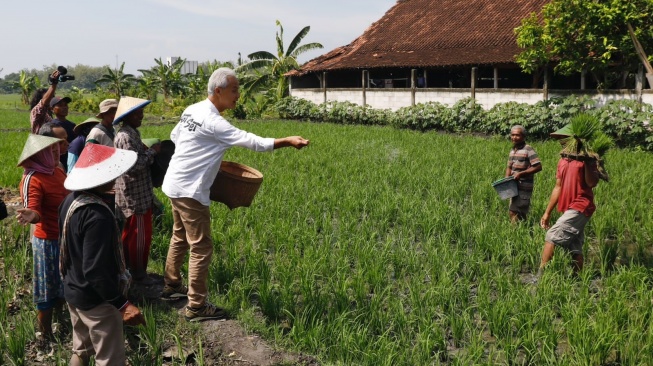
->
[[29, 89, 48, 110], [38, 122, 59, 137]]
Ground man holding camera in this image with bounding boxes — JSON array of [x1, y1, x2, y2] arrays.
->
[[30, 67, 75, 135]]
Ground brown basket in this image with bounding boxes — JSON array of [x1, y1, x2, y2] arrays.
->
[[209, 161, 263, 209]]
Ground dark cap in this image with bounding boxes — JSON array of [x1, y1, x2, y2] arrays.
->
[[50, 96, 72, 108]]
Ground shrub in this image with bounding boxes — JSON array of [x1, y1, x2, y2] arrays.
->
[[273, 95, 653, 151]]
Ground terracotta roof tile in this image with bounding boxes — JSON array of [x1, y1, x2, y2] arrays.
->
[[291, 0, 549, 75]]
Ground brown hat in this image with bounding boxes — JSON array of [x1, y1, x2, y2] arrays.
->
[[96, 99, 119, 117]]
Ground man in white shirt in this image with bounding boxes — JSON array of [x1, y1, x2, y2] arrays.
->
[[161, 67, 309, 322]]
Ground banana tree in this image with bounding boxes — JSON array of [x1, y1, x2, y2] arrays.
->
[[95, 62, 135, 97], [237, 20, 323, 102], [11, 71, 39, 105], [138, 58, 187, 102]]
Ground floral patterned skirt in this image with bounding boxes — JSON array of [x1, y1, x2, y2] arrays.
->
[[32, 237, 64, 308]]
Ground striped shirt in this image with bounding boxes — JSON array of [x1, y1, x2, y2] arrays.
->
[[507, 143, 541, 191], [114, 124, 156, 217]]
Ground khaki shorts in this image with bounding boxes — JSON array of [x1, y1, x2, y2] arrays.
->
[[545, 209, 590, 255], [509, 190, 532, 217]]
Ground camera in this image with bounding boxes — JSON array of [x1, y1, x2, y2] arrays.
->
[[49, 66, 75, 84]]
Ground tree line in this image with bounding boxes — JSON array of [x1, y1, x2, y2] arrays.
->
[[2, 2, 653, 118], [0, 21, 322, 120]]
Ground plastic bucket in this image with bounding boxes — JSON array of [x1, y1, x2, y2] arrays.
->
[[491, 176, 518, 200]]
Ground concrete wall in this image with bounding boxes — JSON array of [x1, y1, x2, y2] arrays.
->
[[291, 88, 653, 110]]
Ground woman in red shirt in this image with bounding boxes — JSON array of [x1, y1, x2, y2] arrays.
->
[[16, 134, 69, 340]]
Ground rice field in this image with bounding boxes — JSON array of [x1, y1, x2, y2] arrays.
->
[[1, 107, 653, 365]]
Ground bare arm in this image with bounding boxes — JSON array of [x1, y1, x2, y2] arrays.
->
[[273, 136, 310, 150], [41, 72, 59, 106], [584, 160, 599, 188], [540, 177, 561, 229], [513, 163, 542, 181]]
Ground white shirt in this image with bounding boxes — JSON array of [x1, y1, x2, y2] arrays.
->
[[162, 99, 275, 206]]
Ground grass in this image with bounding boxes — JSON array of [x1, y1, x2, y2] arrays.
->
[[1, 111, 653, 365]]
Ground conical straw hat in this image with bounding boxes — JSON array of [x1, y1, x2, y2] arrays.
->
[[65, 144, 137, 191], [16, 134, 63, 167], [550, 124, 573, 139], [73, 117, 101, 135], [113, 96, 151, 125]]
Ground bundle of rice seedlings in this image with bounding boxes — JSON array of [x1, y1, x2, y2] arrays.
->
[[560, 113, 600, 156], [554, 113, 613, 181], [588, 132, 614, 157]]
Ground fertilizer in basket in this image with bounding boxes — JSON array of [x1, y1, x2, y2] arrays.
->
[[491, 176, 518, 200], [209, 161, 263, 209]]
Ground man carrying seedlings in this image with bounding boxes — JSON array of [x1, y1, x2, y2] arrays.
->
[[59, 143, 145, 366], [505, 125, 542, 223], [161, 67, 309, 322], [538, 125, 601, 276]]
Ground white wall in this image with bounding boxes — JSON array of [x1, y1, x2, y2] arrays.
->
[[291, 88, 653, 110]]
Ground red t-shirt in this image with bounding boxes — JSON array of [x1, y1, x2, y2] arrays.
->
[[19, 168, 68, 240], [556, 158, 596, 217]]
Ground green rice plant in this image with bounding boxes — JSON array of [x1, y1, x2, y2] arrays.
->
[[3, 313, 32, 366], [1, 118, 653, 364], [136, 305, 162, 366], [196, 336, 205, 366]]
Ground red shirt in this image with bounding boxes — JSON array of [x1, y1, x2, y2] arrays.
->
[[20, 168, 68, 239], [556, 158, 596, 217]]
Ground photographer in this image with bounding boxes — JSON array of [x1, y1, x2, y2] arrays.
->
[[30, 69, 60, 134], [30, 67, 75, 136]]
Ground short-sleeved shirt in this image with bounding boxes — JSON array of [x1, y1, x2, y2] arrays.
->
[[507, 143, 541, 191], [114, 124, 156, 217], [19, 169, 68, 240], [86, 125, 115, 147], [556, 158, 597, 217]]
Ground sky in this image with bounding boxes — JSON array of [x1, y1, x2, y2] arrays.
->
[[1, 0, 397, 77]]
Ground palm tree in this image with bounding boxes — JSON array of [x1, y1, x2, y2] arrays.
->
[[95, 62, 135, 97], [237, 20, 323, 101], [11, 71, 39, 105]]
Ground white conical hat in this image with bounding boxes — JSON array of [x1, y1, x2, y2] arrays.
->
[[65, 144, 137, 191], [16, 134, 63, 167], [113, 96, 151, 125]]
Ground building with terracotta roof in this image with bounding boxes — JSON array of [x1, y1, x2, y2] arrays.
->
[[287, 0, 651, 109]]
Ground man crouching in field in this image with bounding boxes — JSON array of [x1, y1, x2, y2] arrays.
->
[[505, 125, 541, 223], [538, 142, 600, 277]]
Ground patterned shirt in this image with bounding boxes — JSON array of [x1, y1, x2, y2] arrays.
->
[[507, 143, 541, 191], [114, 124, 156, 217], [30, 99, 53, 134]]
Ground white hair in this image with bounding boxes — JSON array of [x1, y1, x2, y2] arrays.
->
[[511, 125, 526, 136], [207, 68, 237, 96]]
